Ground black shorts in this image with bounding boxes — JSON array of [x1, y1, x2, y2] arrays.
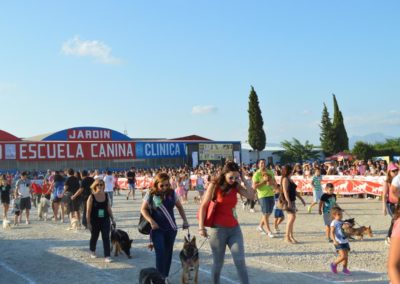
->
[[1, 191, 10, 204], [70, 198, 82, 212], [20, 197, 31, 211]]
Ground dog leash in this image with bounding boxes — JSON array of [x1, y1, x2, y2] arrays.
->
[[342, 210, 363, 227], [168, 228, 209, 279]]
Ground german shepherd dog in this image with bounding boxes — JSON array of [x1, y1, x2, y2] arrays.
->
[[180, 236, 199, 284], [111, 225, 133, 258]]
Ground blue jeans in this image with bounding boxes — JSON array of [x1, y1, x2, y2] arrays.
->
[[152, 229, 177, 278], [209, 226, 249, 284]]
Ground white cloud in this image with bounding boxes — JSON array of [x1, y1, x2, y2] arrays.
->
[[302, 110, 311, 115], [61, 36, 121, 64], [192, 105, 218, 115]]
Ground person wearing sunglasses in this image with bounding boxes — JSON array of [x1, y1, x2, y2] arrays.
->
[[86, 179, 115, 263], [198, 161, 255, 284], [140, 172, 189, 281]]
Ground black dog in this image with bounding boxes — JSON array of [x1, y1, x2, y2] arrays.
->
[[139, 267, 165, 284], [110, 225, 133, 259]]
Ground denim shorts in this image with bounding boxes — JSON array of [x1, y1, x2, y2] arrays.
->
[[334, 242, 350, 251], [259, 196, 275, 215], [323, 212, 331, 226], [313, 190, 323, 202], [274, 208, 284, 218]]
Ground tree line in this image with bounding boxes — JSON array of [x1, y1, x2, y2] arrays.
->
[[247, 86, 398, 163]]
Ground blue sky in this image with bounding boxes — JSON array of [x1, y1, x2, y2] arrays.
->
[[1, 1, 399, 145]]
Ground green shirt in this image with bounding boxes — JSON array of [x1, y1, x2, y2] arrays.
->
[[312, 175, 322, 191], [252, 169, 275, 198]]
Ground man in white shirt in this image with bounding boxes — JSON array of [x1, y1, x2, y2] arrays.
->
[[103, 170, 114, 207], [15, 172, 32, 224]]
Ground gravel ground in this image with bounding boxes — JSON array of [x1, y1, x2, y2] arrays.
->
[[0, 192, 390, 284]]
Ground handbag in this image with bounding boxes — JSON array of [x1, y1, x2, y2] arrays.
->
[[138, 195, 153, 235], [276, 194, 288, 210], [196, 185, 217, 227]]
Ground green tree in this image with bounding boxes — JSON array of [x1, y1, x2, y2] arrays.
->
[[319, 103, 335, 156], [280, 138, 320, 163], [248, 86, 266, 159], [352, 141, 374, 160], [332, 94, 349, 152]]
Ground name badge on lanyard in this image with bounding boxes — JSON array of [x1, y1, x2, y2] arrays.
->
[[98, 209, 105, 218]]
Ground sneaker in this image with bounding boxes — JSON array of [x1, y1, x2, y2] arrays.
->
[[307, 206, 312, 214], [105, 257, 112, 263], [267, 232, 275, 238], [257, 226, 266, 235], [385, 237, 391, 246], [249, 209, 255, 213], [126, 196, 129, 200], [327, 238, 333, 243], [330, 263, 338, 274], [90, 252, 97, 259], [26, 220, 30, 225], [342, 268, 351, 275]]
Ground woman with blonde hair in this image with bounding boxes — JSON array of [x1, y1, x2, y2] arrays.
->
[[198, 161, 255, 284], [140, 172, 189, 281], [86, 179, 115, 263]]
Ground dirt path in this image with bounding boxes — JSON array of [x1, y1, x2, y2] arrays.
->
[[0, 192, 390, 283]]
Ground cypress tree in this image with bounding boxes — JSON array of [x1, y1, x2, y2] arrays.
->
[[320, 103, 335, 156], [248, 86, 266, 158], [332, 94, 349, 151]]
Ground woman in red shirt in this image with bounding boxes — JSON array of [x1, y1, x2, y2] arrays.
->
[[198, 161, 255, 284]]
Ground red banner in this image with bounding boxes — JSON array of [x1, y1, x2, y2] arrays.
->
[[1, 142, 136, 161], [275, 176, 386, 196], [117, 177, 153, 190]]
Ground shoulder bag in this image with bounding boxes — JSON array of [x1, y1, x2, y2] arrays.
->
[[196, 184, 217, 227], [138, 194, 153, 235]]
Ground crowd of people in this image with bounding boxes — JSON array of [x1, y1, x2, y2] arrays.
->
[[1, 158, 400, 283]]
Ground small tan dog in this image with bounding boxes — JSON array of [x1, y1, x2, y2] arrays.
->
[[193, 196, 201, 204], [67, 217, 80, 231], [3, 219, 11, 229], [342, 223, 373, 240], [38, 196, 51, 221]]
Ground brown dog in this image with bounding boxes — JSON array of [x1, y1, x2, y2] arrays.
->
[[180, 236, 199, 284], [342, 224, 373, 240]]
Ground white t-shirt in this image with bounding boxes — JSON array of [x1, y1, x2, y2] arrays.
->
[[16, 179, 31, 198], [330, 219, 349, 244], [103, 175, 114, 193], [392, 175, 400, 189]]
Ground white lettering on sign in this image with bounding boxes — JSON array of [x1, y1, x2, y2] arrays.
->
[[68, 129, 111, 140], [17, 142, 133, 160], [91, 143, 133, 158], [144, 143, 181, 157], [76, 145, 84, 158]]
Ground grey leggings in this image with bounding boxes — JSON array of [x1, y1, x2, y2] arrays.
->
[[209, 226, 249, 284]]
